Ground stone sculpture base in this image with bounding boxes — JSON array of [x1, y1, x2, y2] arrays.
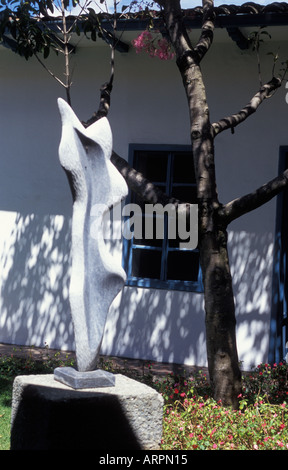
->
[[10, 374, 164, 450], [54, 366, 115, 389]]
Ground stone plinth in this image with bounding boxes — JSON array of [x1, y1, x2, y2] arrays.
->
[[54, 366, 115, 389], [10, 374, 163, 450]]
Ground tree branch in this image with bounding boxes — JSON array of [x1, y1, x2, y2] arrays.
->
[[212, 77, 281, 137], [60, 0, 72, 106], [82, 0, 117, 126], [111, 151, 179, 206], [194, 0, 215, 63], [82, 81, 113, 127], [218, 169, 288, 225], [34, 52, 67, 88], [158, 0, 193, 62]]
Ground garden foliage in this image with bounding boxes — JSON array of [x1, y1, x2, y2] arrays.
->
[[154, 362, 288, 450]]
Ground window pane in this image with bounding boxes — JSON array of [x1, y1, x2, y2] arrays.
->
[[133, 215, 164, 248], [134, 151, 168, 182], [171, 185, 197, 204], [167, 251, 200, 281], [132, 248, 162, 279], [172, 152, 196, 184]]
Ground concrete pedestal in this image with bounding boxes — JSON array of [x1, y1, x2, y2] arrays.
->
[[10, 373, 164, 450]]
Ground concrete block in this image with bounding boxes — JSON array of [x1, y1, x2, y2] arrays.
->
[[10, 374, 164, 450]]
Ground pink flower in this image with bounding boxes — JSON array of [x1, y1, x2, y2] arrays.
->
[[132, 31, 175, 60]]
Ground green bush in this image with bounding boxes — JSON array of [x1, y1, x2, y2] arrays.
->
[[0, 346, 75, 377]]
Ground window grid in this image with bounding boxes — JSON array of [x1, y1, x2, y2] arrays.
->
[[123, 144, 203, 293]]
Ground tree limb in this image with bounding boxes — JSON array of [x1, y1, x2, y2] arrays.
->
[[34, 52, 67, 88], [158, 0, 193, 62], [194, 0, 215, 63], [111, 151, 180, 206], [212, 77, 281, 137], [218, 168, 288, 225], [82, 81, 113, 127]]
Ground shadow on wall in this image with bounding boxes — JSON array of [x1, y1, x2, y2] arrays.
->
[[0, 210, 276, 369], [103, 286, 206, 367], [229, 230, 274, 369], [102, 229, 275, 369], [0, 211, 74, 350]]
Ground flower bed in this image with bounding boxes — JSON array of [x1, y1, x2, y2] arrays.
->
[[153, 363, 288, 450]]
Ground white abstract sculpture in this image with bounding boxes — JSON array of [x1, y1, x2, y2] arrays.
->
[[56, 98, 128, 379]]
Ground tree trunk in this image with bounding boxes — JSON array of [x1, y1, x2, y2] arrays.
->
[[200, 227, 242, 407], [161, 0, 242, 407]]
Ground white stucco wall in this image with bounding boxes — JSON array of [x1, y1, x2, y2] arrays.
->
[[0, 26, 287, 369]]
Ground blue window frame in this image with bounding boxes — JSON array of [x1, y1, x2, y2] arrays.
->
[[269, 146, 288, 363], [123, 144, 203, 293]]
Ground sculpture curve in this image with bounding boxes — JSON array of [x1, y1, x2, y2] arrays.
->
[[57, 98, 128, 372]]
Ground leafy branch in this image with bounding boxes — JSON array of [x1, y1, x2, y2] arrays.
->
[[0, 0, 122, 108]]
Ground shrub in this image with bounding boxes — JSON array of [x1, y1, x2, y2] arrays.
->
[[161, 394, 288, 450], [242, 362, 288, 405], [157, 362, 288, 450], [0, 346, 75, 377]]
